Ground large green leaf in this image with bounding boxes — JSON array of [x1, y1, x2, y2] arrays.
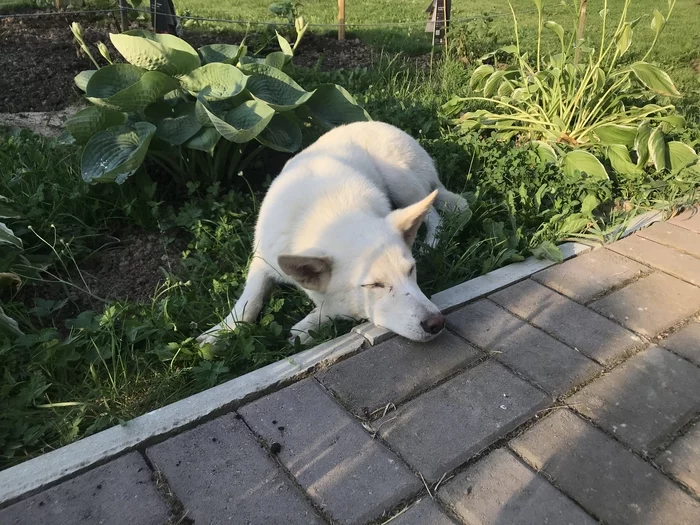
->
[[276, 31, 294, 57], [668, 142, 699, 173], [184, 127, 221, 154], [147, 101, 201, 145], [74, 70, 96, 92], [616, 23, 633, 57], [304, 84, 372, 129], [532, 140, 557, 164], [483, 71, 505, 98], [630, 62, 681, 97], [86, 64, 179, 112], [244, 64, 314, 111], [635, 121, 651, 167], [470, 65, 495, 90], [562, 150, 609, 180], [0, 306, 23, 336], [265, 51, 289, 70], [199, 43, 246, 65], [594, 124, 636, 147], [531, 241, 563, 263], [110, 30, 200, 76], [179, 63, 248, 100], [0, 222, 22, 249], [255, 113, 302, 152], [65, 106, 127, 144], [544, 21, 564, 46], [606, 144, 643, 175], [81, 122, 157, 184], [648, 127, 669, 171], [0, 196, 20, 219], [198, 98, 275, 143]]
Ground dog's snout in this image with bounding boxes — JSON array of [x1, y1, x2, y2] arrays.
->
[[420, 313, 445, 335]]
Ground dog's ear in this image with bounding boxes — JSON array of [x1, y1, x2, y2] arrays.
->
[[387, 190, 438, 247], [278, 254, 333, 292]]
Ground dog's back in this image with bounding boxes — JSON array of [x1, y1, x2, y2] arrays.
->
[[254, 122, 465, 271]]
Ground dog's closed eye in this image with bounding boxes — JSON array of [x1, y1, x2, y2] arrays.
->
[[362, 282, 386, 289], [408, 264, 415, 276]]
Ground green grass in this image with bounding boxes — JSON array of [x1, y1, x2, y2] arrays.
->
[[0, 0, 699, 468]]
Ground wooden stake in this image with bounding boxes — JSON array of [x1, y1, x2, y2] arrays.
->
[[338, 0, 346, 41]]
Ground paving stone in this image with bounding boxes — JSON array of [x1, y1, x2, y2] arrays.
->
[[318, 331, 481, 416], [510, 409, 700, 525], [608, 235, 700, 286], [659, 421, 700, 496], [660, 318, 700, 365], [638, 222, 700, 258], [490, 279, 644, 365], [146, 414, 322, 525], [532, 248, 649, 303], [0, 452, 169, 525], [590, 272, 700, 337], [447, 300, 601, 396], [377, 359, 548, 481], [239, 379, 420, 525], [569, 346, 700, 452], [387, 499, 457, 525], [670, 208, 700, 233], [439, 448, 596, 525]]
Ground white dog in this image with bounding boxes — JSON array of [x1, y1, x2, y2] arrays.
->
[[198, 121, 468, 345]]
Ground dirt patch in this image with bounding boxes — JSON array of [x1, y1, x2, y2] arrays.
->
[[80, 229, 186, 303], [0, 12, 117, 113]]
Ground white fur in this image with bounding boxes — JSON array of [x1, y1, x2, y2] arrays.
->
[[197, 121, 468, 345]]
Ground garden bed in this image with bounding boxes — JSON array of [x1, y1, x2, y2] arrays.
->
[[0, 11, 380, 113]]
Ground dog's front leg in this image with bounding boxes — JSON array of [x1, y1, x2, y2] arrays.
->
[[289, 308, 333, 345], [197, 261, 273, 345]]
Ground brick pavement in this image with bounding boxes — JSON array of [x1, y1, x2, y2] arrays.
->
[[2, 216, 700, 525]]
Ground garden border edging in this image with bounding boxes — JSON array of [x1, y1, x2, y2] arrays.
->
[[4, 211, 669, 506]]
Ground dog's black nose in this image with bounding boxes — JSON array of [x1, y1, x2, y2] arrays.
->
[[421, 313, 445, 335]]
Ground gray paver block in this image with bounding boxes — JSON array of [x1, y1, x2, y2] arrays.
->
[[590, 272, 700, 337], [608, 235, 700, 285], [510, 409, 700, 525], [661, 318, 700, 365], [387, 499, 457, 525], [0, 452, 169, 525], [490, 279, 644, 365], [439, 448, 596, 525], [638, 222, 700, 258], [318, 330, 481, 416], [532, 248, 649, 303], [146, 414, 322, 525], [446, 300, 601, 396], [670, 208, 700, 233], [239, 379, 420, 525], [659, 420, 700, 496], [377, 359, 548, 481], [569, 346, 700, 452]]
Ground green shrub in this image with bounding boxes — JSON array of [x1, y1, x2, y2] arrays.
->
[[65, 26, 369, 186], [445, 0, 700, 180]]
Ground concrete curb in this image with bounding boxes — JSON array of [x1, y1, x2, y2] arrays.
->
[[0, 228, 654, 505]]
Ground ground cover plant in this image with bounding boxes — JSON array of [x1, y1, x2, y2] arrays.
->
[[0, 0, 699, 468]]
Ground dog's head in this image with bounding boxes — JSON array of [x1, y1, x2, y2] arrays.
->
[[278, 191, 445, 342]]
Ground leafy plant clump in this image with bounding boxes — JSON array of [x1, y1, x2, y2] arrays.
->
[[445, 0, 700, 181], [65, 24, 369, 186]]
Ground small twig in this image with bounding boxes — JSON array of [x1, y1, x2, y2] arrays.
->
[[419, 472, 433, 499]]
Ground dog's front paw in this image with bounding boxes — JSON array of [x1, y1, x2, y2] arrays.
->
[[196, 331, 220, 346], [288, 331, 314, 346]]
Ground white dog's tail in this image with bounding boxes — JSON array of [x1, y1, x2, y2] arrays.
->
[[435, 183, 469, 213]]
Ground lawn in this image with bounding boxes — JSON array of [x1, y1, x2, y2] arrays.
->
[[1, 0, 699, 468]]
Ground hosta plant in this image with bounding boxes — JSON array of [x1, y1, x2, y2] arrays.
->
[[65, 27, 370, 185], [444, 0, 700, 180]]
